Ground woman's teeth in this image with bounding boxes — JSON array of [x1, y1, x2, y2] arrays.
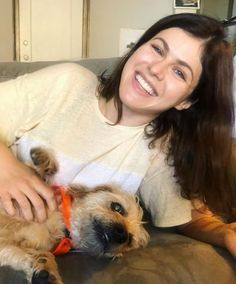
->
[[135, 74, 157, 96]]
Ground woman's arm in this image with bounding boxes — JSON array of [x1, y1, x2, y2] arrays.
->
[[177, 209, 236, 259], [0, 64, 90, 222], [0, 142, 56, 222]]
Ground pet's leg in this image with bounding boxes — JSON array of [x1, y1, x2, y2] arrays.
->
[[27, 249, 63, 284], [0, 243, 34, 280], [30, 147, 58, 182], [0, 243, 63, 284]]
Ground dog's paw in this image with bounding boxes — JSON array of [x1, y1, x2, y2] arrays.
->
[[30, 147, 58, 181], [26, 250, 63, 284], [32, 270, 53, 284], [31, 269, 61, 284], [104, 252, 123, 260]]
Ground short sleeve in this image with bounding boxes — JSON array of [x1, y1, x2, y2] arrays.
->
[[139, 151, 192, 227], [0, 63, 97, 146]]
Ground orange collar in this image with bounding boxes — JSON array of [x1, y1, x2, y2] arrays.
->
[[52, 186, 73, 256]]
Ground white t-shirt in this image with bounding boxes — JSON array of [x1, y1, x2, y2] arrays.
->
[[0, 63, 192, 227]]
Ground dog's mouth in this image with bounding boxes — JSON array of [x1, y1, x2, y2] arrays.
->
[[101, 231, 110, 245], [93, 220, 111, 250], [93, 219, 131, 251]]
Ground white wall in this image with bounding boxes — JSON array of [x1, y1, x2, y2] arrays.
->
[[0, 0, 14, 61], [88, 0, 173, 58]]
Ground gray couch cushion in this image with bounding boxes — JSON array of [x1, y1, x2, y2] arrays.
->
[[56, 226, 236, 284], [0, 226, 235, 284]]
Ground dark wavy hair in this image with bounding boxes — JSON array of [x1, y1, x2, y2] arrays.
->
[[98, 13, 235, 217]]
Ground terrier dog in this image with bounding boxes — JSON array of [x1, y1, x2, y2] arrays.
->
[[0, 148, 149, 284]]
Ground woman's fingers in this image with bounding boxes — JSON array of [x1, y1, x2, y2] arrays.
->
[[24, 180, 55, 222], [1, 193, 16, 216], [18, 176, 57, 223], [32, 177, 57, 213], [0, 187, 35, 221], [0, 144, 57, 222], [0, 176, 57, 223], [11, 189, 34, 221]]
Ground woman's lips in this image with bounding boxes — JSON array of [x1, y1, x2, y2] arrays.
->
[[134, 73, 157, 97]]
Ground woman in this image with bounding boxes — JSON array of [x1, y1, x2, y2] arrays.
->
[[0, 13, 235, 257]]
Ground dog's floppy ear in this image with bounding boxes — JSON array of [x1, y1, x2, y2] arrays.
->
[[93, 184, 113, 193], [68, 183, 114, 199], [67, 184, 91, 199]]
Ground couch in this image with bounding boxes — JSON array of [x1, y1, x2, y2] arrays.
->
[[0, 57, 236, 284]]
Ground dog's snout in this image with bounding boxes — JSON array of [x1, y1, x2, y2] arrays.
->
[[111, 223, 128, 244], [94, 220, 128, 247]]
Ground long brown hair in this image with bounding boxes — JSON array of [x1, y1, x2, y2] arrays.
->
[[98, 13, 235, 217]]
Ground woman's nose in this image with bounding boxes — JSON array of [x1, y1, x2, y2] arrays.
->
[[149, 60, 166, 81]]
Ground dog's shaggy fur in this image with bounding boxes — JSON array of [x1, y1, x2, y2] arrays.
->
[[0, 148, 149, 283]]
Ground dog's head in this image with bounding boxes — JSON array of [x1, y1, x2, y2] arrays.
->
[[68, 184, 149, 258]]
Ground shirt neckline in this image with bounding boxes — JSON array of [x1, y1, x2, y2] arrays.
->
[[94, 96, 146, 131]]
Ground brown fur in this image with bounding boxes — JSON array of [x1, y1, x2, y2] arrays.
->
[[0, 148, 149, 283]]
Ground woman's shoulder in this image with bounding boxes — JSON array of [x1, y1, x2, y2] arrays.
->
[[16, 62, 99, 100], [143, 140, 170, 180], [29, 62, 97, 83]]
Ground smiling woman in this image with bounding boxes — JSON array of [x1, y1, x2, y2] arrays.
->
[[115, 27, 203, 125], [98, 13, 236, 259], [0, 13, 236, 265]]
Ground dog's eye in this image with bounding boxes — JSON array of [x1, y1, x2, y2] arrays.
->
[[111, 202, 125, 215], [135, 195, 140, 204]]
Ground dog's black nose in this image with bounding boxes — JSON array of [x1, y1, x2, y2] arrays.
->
[[111, 223, 128, 244], [94, 219, 129, 248]]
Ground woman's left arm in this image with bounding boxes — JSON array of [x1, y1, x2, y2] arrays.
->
[[177, 209, 236, 258]]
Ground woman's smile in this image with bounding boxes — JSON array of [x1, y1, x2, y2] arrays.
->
[[118, 27, 204, 126], [134, 73, 157, 97]]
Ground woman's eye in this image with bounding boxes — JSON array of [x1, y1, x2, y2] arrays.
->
[[174, 68, 185, 80], [152, 45, 162, 56], [111, 202, 125, 215]]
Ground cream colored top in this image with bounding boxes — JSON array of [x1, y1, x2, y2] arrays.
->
[[0, 63, 192, 227]]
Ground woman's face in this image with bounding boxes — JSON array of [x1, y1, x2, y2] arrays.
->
[[119, 27, 204, 125]]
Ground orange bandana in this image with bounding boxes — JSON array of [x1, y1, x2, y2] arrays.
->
[[52, 186, 74, 256]]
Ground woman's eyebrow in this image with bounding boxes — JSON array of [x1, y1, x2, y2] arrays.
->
[[153, 37, 194, 79], [153, 37, 169, 52]]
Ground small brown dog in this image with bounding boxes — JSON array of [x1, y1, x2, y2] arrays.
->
[[0, 148, 149, 284]]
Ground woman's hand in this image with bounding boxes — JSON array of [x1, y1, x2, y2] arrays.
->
[[222, 223, 236, 259], [0, 143, 57, 222], [178, 209, 236, 259]]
